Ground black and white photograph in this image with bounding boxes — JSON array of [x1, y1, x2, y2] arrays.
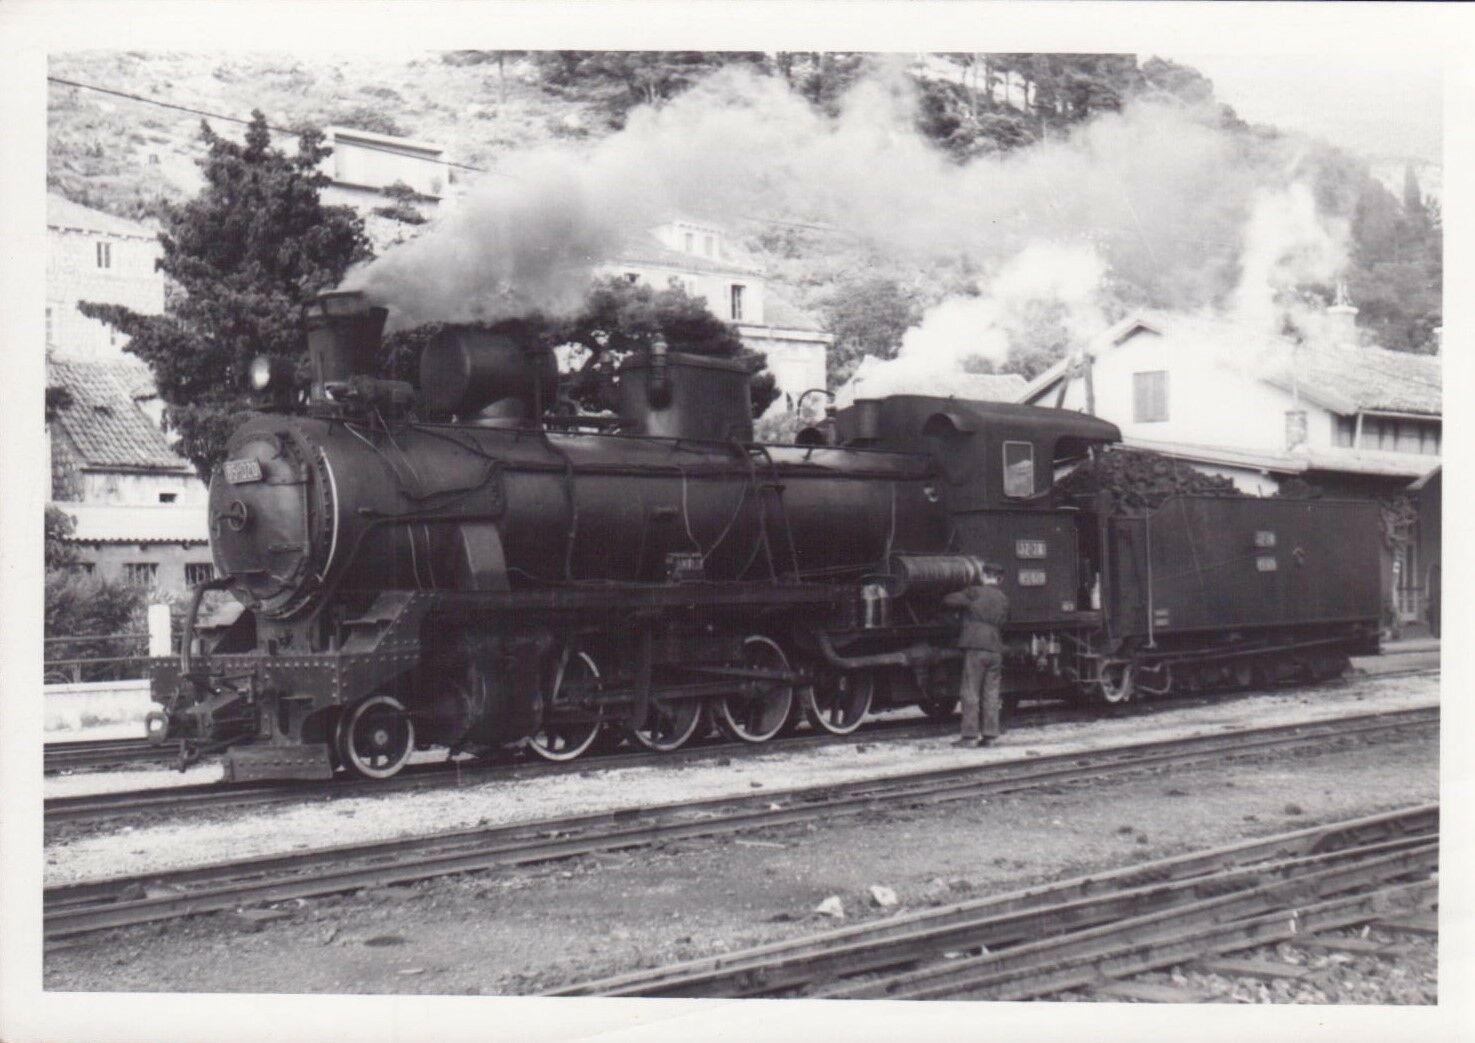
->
[[1, 3, 1470, 1041]]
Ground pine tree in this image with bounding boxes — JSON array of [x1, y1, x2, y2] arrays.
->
[[79, 113, 371, 475]]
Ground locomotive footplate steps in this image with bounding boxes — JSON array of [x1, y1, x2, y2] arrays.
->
[[226, 743, 335, 782]]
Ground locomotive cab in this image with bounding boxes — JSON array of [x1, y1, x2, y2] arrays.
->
[[834, 396, 1119, 632]]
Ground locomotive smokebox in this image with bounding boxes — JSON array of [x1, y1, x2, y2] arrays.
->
[[419, 328, 558, 422], [304, 291, 388, 402], [619, 347, 754, 443]]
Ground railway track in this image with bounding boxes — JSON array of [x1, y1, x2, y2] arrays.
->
[[44, 664, 1442, 825], [40, 659, 1438, 780], [549, 804, 1437, 999], [44, 713, 962, 825], [42, 705, 1438, 942], [43, 738, 171, 773]]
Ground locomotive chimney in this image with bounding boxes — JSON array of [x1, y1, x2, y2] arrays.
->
[[304, 291, 389, 403], [1326, 281, 1359, 346]]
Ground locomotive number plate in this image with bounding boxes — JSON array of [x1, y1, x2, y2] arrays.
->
[[224, 458, 263, 485], [1016, 539, 1047, 559], [1017, 568, 1047, 587]]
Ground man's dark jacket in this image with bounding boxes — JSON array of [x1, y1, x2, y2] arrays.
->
[[942, 584, 1009, 652]]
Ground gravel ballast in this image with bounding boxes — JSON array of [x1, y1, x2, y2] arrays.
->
[[42, 725, 1438, 998]]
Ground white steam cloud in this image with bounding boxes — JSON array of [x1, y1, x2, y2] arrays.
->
[[345, 63, 1350, 358], [849, 243, 1106, 400], [1230, 182, 1349, 331]]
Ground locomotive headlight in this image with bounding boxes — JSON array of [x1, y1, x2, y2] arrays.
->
[[249, 355, 274, 391]]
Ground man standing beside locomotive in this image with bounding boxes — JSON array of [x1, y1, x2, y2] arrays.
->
[[944, 563, 1009, 747]]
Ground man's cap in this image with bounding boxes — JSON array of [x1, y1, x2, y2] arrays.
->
[[981, 561, 1004, 576]]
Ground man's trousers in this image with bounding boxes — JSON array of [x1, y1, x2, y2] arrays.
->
[[958, 649, 1003, 740]]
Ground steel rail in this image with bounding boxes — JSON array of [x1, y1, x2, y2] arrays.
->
[[839, 851, 1437, 1001], [548, 805, 1437, 997], [43, 708, 1437, 940], [43, 739, 170, 773], [44, 714, 966, 824]]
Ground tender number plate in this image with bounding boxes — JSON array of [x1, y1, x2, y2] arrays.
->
[[224, 458, 263, 485], [1018, 568, 1047, 587], [1016, 539, 1047, 559]]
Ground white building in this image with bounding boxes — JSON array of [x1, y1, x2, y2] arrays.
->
[[46, 193, 164, 362], [610, 219, 833, 414], [319, 126, 454, 251], [1020, 310, 1441, 493], [46, 193, 208, 593], [1020, 306, 1442, 623], [47, 355, 210, 595]]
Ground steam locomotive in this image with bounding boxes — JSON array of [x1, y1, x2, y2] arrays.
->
[[149, 291, 1384, 781]]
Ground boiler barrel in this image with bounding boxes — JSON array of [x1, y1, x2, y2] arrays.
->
[[328, 425, 951, 590]]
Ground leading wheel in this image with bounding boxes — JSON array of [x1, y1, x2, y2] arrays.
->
[[713, 636, 795, 744], [802, 669, 874, 736], [1096, 659, 1136, 706], [627, 695, 704, 752], [336, 694, 416, 780], [528, 649, 603, 762]]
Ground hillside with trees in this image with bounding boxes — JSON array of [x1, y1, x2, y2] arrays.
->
[[49, 49, 1443, 399]]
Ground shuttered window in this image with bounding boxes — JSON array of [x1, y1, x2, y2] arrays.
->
[[1133, 371, 1168, 422]]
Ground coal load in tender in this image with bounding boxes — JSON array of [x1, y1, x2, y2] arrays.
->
[[1059, 446, 1244, 513]]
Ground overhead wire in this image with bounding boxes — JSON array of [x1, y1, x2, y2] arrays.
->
[[47, 74, 498, 176]]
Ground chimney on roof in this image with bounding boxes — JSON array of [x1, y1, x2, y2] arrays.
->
[[1326, 281, 1359, 345]]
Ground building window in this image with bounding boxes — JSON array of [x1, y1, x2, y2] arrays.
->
[[158, 492, 177, 504], [45, 306, 53, 347], [1133, 371, 1168, 423], [1002, 441, 1036, 498], [1423, 425, 1441, 455], [684, 231, 695, 253], [703, 234, 715, 258], [123, 562, 159, 587], [96, 241, 112, 269], [730, 284, 745, 322], [185, 562, 215, 586], [1334, 416, 1356, 447], [624, 272, 640, 284]]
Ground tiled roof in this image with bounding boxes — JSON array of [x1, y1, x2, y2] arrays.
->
[[1259, 339, 1441, 417], [46, 356, 191, 472], [47, 193, 158, 240], [616, 230, 765, 278]]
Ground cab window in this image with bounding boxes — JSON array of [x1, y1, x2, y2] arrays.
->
[[1003, 441, 1035, 498]]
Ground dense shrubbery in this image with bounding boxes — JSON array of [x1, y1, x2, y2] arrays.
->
[[44, 569, 147, 682]]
